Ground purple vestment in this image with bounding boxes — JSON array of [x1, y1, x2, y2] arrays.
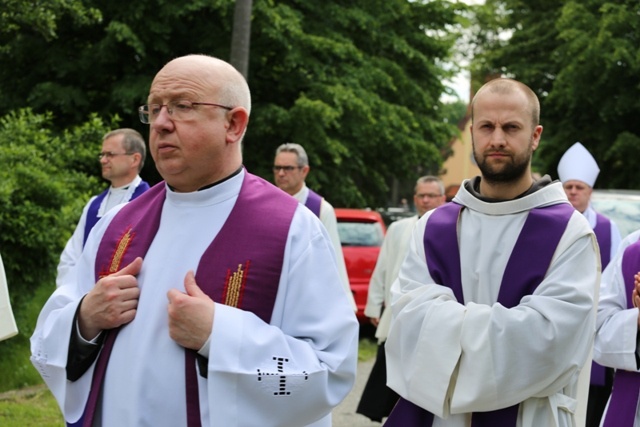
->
[[69, 172, 297, 427], [305, 189, 322, 217], [591, 212, 612, 387], [83, 180, 150, 245], [602, 240, 640, 427]]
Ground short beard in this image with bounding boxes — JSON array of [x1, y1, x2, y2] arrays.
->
[[473, 140, 533, 185]]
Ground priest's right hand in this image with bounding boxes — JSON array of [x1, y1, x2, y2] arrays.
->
[[78, 257, 143, 340]]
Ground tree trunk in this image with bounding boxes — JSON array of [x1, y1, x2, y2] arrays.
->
[[229, 0, 253, 80]]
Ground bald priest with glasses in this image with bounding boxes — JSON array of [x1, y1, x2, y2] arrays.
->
[[31, 55, 358, 427], [55, 128, 149, 288]]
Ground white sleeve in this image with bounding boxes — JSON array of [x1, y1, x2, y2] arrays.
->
[[0, 253, 18, 341], [364, 222, 395, 319], [55, 198, 94, 288], [319, 201, 356, 311], [386, 213, 598, 418], [204, 205, 359, 427], [610, 219, 623, 262], [594, 231, 640, 371], [31, 204, 123, 422]]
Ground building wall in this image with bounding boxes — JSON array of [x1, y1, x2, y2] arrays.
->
[[440, 115, 480, 194]]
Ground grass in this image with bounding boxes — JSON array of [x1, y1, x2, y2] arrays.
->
[[358, 337, 378, 362], [1, 335, 376, 425], [0, 284, 55, 394], [0, 385, 64, 427]]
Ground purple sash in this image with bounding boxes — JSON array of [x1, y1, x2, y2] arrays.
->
[[591, 212, 612, 386], [83, 180, 150, 245], [602, 240, 640, 427], [305, 189, 322, 217], [594, 212, 612, 269], [70, 172, 297, 427], [385, 201, 575, 427]]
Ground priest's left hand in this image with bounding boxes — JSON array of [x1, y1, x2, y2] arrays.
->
[[167, 270, 215, 350]]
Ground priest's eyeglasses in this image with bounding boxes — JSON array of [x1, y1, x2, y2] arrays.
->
[[139, 100, 233, 124], [273, 166, 303, 173], [98, 152, 134, 160], [416, 193, 443, 199]]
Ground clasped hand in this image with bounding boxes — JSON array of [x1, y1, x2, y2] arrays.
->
[[633, 273, 640, 327], [78, 258, 215, 350], [167, 270, 215, 351]]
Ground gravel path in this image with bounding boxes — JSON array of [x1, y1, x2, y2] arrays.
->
[[332, 358, 384, 427]]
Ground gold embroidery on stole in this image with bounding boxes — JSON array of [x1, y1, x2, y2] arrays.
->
[[223, 260, 250, 307], [100, 226, 134, 277]]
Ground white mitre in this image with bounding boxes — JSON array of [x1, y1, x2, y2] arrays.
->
[[557, 142, 600, 187]]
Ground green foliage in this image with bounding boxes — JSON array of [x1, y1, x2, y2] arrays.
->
[[358, 337, 378, 362], [0, 0, 101, 43], [0, 109, 110, 297], [0, 285, 54, 393], [470, 0, 640, 189], [0, 384, 63, 426], [0, 109, 114, 391], [0, 0, 464, 206], [246, 0, 463, 206], [545, 0, 640, 187], [0, 0, 467, 391]]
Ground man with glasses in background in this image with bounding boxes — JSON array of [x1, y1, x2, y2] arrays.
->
[[55, 128, 149, 288], [273, 142, 357, 312]]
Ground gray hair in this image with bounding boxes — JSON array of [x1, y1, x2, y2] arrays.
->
[[275, 143, 309, 167], [103, 128, 147, 172], [415, 175, 444, 195]]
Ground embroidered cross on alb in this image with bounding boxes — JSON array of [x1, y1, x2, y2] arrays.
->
[[257, 356, 309, 396]]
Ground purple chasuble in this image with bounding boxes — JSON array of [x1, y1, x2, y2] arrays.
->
[[385, 201, 575, 427], [305, 188, 322, 217], [82, 180, 150, 246], [69, 172, 298, 427], [591, 212, 612, 386], [602, 240, 640, 427]]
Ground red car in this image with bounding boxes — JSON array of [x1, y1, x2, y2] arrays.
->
[[335, 208, 387, 323]]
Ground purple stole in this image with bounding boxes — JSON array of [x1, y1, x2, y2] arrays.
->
[[305, 189, 322, 217], [69, 172, 297, 427], [602, 240, 640, 427], [83, 180, 150, 245], [594, 212, 612, 269], [385, 201, 575, 427], [591, 212, 612, 386]]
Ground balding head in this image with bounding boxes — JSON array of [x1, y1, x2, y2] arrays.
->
[[146, 54, 251, 192], [471, 78, 540, 130], [153, 55, 251, 114]]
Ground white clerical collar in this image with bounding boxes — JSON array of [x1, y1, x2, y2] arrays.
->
[[98, 175, 143, 217], [291, 183, 309, 204]]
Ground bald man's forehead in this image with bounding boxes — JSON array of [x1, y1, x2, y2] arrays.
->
[[149, 60, 221, 102]]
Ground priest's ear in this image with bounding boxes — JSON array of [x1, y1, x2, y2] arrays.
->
[[130, 152, 143, 170], [224, 107, 250, 145], [300, 164, 310, 180]]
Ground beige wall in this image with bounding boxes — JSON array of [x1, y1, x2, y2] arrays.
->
[[440, 116, 480, 190]]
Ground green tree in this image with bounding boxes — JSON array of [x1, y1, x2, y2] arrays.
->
[[469, 0, 640, 188], [547, 0, 640, 188], [0, 109, 116, 391], [0, 0, 464, 206], [244, 0, 464, 206]]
